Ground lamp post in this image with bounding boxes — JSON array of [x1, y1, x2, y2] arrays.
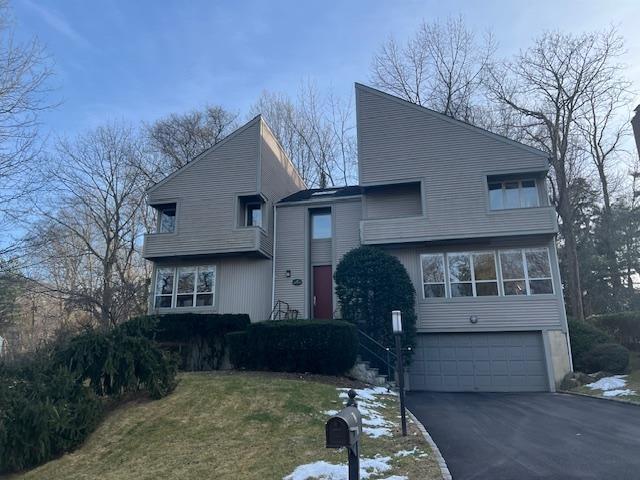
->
[[392, 310, 407, 436]]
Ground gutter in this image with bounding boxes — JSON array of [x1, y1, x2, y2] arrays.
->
[[271, 203, 277, 312]]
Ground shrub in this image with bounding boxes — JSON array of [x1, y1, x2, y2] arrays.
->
[[582, 343, 630, 374], [334, 246, 416, 354], [591, 311, 640, 352], [568, 318, 611, 371], [228, 320, 358, 375], [126, 313, 250, 370], [226, 331, 249, 369]]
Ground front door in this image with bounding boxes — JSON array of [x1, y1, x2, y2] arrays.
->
[[313, 265, 333, 319]]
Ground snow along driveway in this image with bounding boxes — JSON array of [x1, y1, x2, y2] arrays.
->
[[407, 391, 640, 480]]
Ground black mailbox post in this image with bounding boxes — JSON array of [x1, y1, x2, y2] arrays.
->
[[326, 389, 362, 480]]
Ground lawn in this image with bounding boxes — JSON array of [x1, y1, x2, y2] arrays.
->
[[12, 372, 442, 480], [571, 352, 640, 404]]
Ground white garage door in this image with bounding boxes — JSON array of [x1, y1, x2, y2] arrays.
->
[[409, 332, 549, 392]]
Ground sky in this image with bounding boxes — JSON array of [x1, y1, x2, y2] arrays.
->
[[11, 0, 640, 140]]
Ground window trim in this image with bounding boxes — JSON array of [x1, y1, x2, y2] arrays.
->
[[488, 178, 539, 210], [420, 247, 554, 300], [154, 265, 216, 309], [154, 203, 178, 234], [245, 203, 263, 228]]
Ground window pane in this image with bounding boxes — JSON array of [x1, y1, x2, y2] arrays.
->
[[500, 252, 524, 279], [156, 268, 174, 295], [488, 183, 503, 210], [177, 268, 196, 294], [504, 182, 519, 208], [525, 250, 551, 278], [423, 284, 445, 298], [247, 205, 262, 227], [312, 212, 331, 239], [176, 294, 193, 308], [155, 296, 171, 308], [503, 280, 526, 295], [448, 254, 472, 282], [197, 267, 215, 293], [530, 279, 553, 294], [196, 294, 213, 306], [450, 283, 473, 297], [159, 207, 176, 233], [422, 255, 445, 283], [521, 180, 538, 207], [473, 253, 497, 280], [476, 282, 498, 296]]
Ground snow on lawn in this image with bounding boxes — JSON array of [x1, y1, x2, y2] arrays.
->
[[336, 387, 396, 438], [283, 455, 393, 480], [586, 375, 637, 397]]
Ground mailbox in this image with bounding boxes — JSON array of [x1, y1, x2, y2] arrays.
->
[[326, 405, 362, 448]]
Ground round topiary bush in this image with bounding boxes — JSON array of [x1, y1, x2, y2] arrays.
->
[[582, 342, 630, 374], [334, 246, 416, 352]]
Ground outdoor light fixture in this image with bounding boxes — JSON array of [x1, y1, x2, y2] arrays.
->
[[392, 310, 402, 334], [392, 310, 407, 436], [285, 269, 291, 278]]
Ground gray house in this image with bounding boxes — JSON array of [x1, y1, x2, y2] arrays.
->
[[143, 84, 573, 392]]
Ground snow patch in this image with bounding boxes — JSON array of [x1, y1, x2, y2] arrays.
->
[[379, 476, 408, 480], [586, 375, 636, 397], [335, 387, 396, 438], [283, 455, 392, 480], [394, 447, 422, 457]]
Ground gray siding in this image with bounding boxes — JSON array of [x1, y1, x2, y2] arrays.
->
[[364, 183, 422, 219], [334, 199, 362, 263], [311, 239, 332, 264], [356, 84, 557, 243], [149, 255, 272, 322], [387, 237, 566, 333]]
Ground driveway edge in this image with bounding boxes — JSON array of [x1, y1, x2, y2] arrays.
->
[[559, 389, 640, 407], [406, 408, 452, 480]]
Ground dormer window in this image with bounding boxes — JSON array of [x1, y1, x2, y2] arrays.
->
[[246, 203, 262, 227], [157, 203, 176, 233], [488, 179, 538, 210]]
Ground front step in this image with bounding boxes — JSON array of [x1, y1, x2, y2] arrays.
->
[[348, 361, 389, 387]]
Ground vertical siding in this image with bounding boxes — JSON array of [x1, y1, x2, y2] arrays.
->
[[274, 205, 307, 316], [387, 237, 566, 333], [364, 183, 422, 219], [144, 119, 261, 258]]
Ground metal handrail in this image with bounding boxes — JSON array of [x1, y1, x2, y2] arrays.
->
[[357, 329, 396, 382], [358, 329, 397, 360], [269, 299, 291, 320]]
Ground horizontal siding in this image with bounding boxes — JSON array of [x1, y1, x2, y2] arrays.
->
[[334, 200, 362, 263], [311, 239, 332, 264], [361, 206, 557, 244], [274, 205, 306, 316], [356, 85, 556, 240], [149, 256, 272, 322], [388, 240, 565, 333], [364, 183, 422, 219], [144, 119, 261, 258]]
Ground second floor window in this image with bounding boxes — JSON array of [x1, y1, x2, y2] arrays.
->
[[157, 204, 176, 233], [488, 179, 538, 210], [311, 209, 332, 239], [246, 203, 262, 227]]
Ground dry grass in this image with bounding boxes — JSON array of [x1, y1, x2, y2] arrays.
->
[[12, 371, 442, 480]]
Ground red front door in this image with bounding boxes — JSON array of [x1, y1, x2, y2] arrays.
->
[[313, 265, 333, 319]]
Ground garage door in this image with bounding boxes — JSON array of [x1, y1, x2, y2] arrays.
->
[[409, 332, 549, 392]]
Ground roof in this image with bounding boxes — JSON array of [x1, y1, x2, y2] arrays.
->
[[355, 83, 550, 159], [278, 186, 363, 204]]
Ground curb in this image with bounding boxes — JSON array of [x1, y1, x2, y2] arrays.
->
[[559, 389, 640, 407], [406, 408, 452, 480]]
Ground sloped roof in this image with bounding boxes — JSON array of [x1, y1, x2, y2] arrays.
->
[[278, 186, 363, 204]]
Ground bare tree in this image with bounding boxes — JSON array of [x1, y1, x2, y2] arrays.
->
[[0, 0, 53, 252], [146, 105, 238, 179], [488, 28, 626, 320], [33, 123, 149, 328], [371, 15, 495, 122]]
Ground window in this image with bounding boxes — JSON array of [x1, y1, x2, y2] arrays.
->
[[421, 248, 552, 299], [154, 265, 216, 308], [488, 179, 539, 210], [311, 209, 331, 239], [499, 249, 553, 295], [246, 203, 262, 227], [157, 204, 176, 233], [154, 268, 175, 308], [421, 254, 446, 298]]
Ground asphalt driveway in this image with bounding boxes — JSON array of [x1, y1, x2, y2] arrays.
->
[[407, 392, 640, 480]]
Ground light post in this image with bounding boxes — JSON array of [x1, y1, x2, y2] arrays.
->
[[392, 310, 407, 436]]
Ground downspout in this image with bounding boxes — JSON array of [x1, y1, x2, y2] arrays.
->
[[271, 204, 277, 313]]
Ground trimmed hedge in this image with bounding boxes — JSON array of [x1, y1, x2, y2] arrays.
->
[[591, 311, 640, 352], [568, 318, 630, 374], [126, 313, 250, 371], [227, 320, 358, 375]]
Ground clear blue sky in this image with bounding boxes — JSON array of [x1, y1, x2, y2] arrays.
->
[[13, 0, 640, 139]]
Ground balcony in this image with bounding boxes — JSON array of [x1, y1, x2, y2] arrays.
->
[[360, 206, 558, 245]]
